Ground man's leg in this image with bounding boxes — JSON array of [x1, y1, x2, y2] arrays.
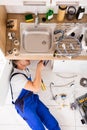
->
[[24, 106, 45, 130], [37, 99, 61, 130], [15, 97, 45, 130]]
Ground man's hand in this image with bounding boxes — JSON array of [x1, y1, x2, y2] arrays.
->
[[37, 60, 44, 71]]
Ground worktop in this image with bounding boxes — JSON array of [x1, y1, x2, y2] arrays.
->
[[6, 13, 87, 60]]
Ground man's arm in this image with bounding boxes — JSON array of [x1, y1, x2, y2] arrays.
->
[[24, 61, 44, 92]]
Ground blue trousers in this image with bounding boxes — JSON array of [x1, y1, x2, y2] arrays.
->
[[15, 89, 61, 130]]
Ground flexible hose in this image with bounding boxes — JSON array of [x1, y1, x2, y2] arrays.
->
[[56, 74, 77, 79]]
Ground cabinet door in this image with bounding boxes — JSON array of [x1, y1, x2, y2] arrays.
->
[[0, 0, 23, 5], [0, 0, 50, 6], [52, 60, 87, 73], [52, 0, 79, 6], [23, 0, 50, 6]]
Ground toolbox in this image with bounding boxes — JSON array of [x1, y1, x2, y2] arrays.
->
[[72, 93, 87, 124]]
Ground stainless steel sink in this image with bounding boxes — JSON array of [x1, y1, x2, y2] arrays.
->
[[20, 23, 56, 53]]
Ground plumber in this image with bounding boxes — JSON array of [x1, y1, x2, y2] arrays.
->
[[10, 60, 61, 130]]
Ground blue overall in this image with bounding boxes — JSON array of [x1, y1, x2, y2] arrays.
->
[[15, 77, 61, 130]]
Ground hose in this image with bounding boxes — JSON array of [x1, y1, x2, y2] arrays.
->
[[56, 74, 77, 79]]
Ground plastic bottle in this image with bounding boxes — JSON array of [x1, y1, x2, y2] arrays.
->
[[46, 9, 54, 20], [57, 5, 67, 22], [76, 6, 85, 20]]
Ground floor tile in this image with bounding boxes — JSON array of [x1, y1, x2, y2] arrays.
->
[[0, 105, 26, 125], [1, 72, 87, 130], [49, 106, 75, 127], [0, 125, 31, 130], [76, 127, 87, 130], [61, 126, 75, 130]]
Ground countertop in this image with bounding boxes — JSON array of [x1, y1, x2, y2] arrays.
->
[[6, 13, 87, 60]]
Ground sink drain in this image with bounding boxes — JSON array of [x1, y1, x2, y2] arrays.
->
[[42, 40, 46, 45]]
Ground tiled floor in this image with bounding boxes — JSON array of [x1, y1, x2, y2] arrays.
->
[[0, 62, 87, 130]]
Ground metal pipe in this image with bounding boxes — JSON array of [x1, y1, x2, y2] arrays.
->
[[50, 82, 57, 100]]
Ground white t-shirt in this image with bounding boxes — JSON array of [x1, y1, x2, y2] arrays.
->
[[10, 67, 31, 102]]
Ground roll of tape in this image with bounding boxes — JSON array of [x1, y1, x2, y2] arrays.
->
[[13, 48, 19, 55], [80, 78, 87, 87], [14, 40, 19, 46]]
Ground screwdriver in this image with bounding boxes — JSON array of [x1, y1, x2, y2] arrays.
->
[[41, 60, 49, 90]]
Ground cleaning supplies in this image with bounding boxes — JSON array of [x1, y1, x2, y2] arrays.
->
[[25, 14, 34, 22], [46, 9, 54, 20]]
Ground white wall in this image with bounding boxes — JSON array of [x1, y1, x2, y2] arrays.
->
[[0, 60, 12, 105]]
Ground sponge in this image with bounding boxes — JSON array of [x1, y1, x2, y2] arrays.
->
[[25, 14, 34, 22]]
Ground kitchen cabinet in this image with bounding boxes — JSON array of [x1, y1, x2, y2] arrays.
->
[[52, 0, 79, 6], [0, 0, 87, 6], [52, 60, 87, 73], [0, 5, 87, 60], [0, 0, 50, 6], [5, 13, 87, 60]]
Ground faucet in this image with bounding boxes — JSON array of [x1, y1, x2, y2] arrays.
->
[[34, 11, 39, 27]]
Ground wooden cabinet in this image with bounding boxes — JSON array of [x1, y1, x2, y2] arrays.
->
[[52, 0, 87, 6], [5, 13, 87, 60], [0, 6, 7, 55], [0, 6, 87, 60]]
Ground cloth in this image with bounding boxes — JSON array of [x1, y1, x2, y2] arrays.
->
[[15, 89, 60, 130]]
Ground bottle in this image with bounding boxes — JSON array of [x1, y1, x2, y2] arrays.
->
[[67, 6, 76, 20], [46, 9, 54, 20], [76, 6, 85, 20], [57, 5, 67, 22]]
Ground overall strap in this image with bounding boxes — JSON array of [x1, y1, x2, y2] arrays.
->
[[10, 73, 28, 104]]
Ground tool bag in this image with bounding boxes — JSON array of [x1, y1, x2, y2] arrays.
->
[[76, 93, 87, 124]]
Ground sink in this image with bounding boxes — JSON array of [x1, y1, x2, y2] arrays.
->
[[20, 23, 56, 53]]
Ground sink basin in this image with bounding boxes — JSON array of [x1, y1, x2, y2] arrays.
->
[[20, 23, 56, 53]]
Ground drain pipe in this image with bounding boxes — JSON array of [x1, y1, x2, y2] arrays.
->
[[50, 82, 57, 100]]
